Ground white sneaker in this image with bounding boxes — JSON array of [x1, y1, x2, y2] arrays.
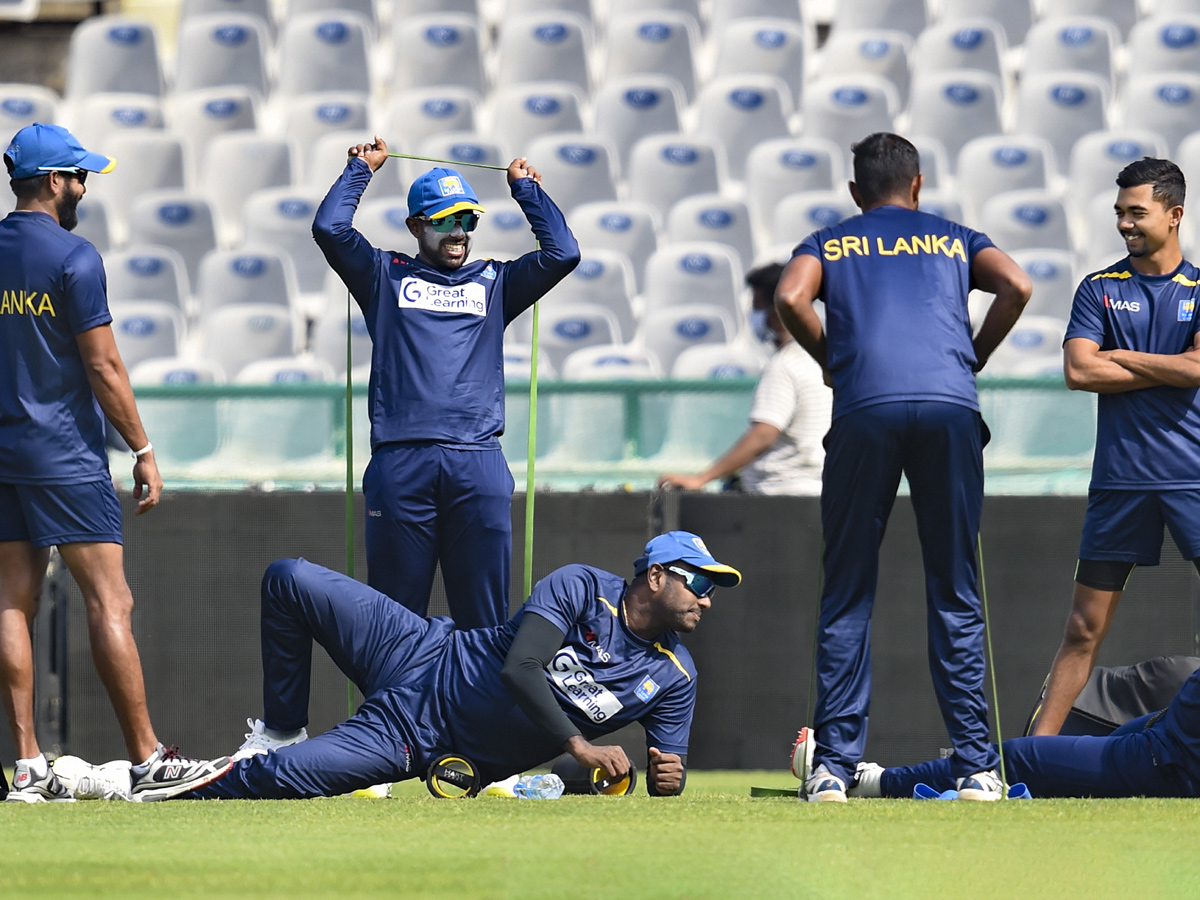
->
[[233, 718, 308, 761], [956, 769, 1005, 801], [847, 762, 884, 799], [803, 764, 848, 803], [790, 727, 815, 783], [52, 756, 132, 801]]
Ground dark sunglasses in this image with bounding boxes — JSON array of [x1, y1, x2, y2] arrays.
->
[[40, 168, 87, 184], [666, 565, 717, 598], [422, 212, 479, 233]]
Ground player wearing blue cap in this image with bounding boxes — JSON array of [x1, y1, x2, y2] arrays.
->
[[313, 136, 580, 630], [173, 532, 741, 799], [0, 123, 232, 802], [1030, 158, 1200, 738], [775, 132, 1033, 802]]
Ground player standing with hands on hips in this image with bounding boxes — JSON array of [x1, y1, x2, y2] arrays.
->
[[313, 136, 579, 631], [776, 133, 1032, 802]]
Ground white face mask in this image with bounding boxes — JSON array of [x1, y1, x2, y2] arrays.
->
[[751, 309, 773, 344]]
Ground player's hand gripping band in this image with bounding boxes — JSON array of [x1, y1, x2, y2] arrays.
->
[[550, 755, 638, 795], [426, 754, 481, 799]]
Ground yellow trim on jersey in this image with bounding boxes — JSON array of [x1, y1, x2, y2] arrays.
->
[[1173, 273, 1200, 287], [598, 596, 618, 617], [1089, 270, 1134, 281], [653, 642, 691, 681]]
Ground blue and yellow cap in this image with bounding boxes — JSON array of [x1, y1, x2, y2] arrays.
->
[[406, 167, 486, 219], [633, 531, 742, 587], [4, 123, 116, 179]]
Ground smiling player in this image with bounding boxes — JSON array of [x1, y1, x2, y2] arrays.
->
[[313, 137, 579, 631], [1030, 158, 1200, 737]]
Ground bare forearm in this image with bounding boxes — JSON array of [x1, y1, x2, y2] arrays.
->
[[85, 358, 148, 449], [972, 290, 1026, 370], [776, 301, 826, 368], [695, 423, 779, 485], [1109, 348, 1200, 388]]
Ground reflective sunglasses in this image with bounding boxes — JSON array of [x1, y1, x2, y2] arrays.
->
[[423, 212, 479, 233], [666, 565, 717, 598], [40, 167, 87, 184]]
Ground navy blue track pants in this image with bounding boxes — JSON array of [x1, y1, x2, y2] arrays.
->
[[363, 443, 513, 629], [813, 400, 1000, 783]]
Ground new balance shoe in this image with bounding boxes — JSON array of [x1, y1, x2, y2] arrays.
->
[[233, 718, 308, 762], [5, 761, 74, 803], [52, 756, 132, 801], [803, 764, 847, 803], [790, 727, 815, 783], [847, 762, 884, 799], [131, 745, 233, 802], [956, 769, 1005, 801]]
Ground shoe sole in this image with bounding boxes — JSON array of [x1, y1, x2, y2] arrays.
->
[[133, 758, 235, 803], [4, 791, 75, 803], [790, 727, 815, 781], [956, 788, 1002, 801], [805, 789, 848, 803]]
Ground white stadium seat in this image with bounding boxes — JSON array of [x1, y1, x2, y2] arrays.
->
[[1120, 74, 1200, 156], [380, 87, 478, 156], [911, 19, 1005, 82], [276, 13, 372, 98], [523, 134, 619, 214], [109, 300, 184, 369], [566, 201, 660, 292], [391, 14, 486, 96], [1009, 248, 1077, 319], [486, 84, 584, 161], [772, 190, 858, 240], [604, 12, 700, 102], [956, 134, 1055, 226], [1013, 72, 1110, 175], [539, 250, 637, 341], [66, 93, 163, 150], [642, 242, 745, 326], [977, 190, 1074, 255], [1068, 130, 1169, 214], [801, 74, 897, 170], [310, 303, 371, 375], [1022, 16, 1119, 89], [194, 248, 298, 317], [200, 134, 294, 240], [0, 83, 59, 145], [637, 305, 734, 374], [591, 75, 685, 171], [906, 71, 1004, 172], [744, 136, 843, 234], [171, 87, 258, 168], [666, 195, 757, 275], [493, 12, 591, 96], [65, 16, 163, 100], [819, 28, 911, 106], [561, 345, 662, 380], [712, 18, 806, 105], [174, 13, 269, 97], [626, 134, 723, 220], [830, 0, 926, 38], [693, 74, 793, 180], [104, 245, 190, 313], [199, 303, 298, 379], [241, 187, 331, 297]]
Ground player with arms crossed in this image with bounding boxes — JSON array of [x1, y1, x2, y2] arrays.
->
[[1030, 158, 1200, 737], [312, 137, 579, 631], [179, 532, 739, 799]]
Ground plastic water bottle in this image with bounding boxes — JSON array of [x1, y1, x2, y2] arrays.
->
[[512, 773, 565, 799]]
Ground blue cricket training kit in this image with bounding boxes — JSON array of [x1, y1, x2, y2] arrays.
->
[[1066, 258, 1200, 565], [882, 667, 1200, 798], [0, 211, 124, 546], [193, 559, 697, 798], [794, 205, 1001, 784], [313, 159, 579, 629]]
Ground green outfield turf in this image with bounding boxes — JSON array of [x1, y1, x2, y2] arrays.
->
[[2, 770, 1197, 900]]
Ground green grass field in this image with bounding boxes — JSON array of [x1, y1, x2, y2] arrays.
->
[[2, 771, 1198, 900]]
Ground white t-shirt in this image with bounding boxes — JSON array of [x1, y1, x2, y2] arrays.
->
[[741, 341, 832, 495]]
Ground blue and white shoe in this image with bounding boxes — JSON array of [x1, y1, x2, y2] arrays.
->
[[790, 727, 815, 783], [956, 769, 1005, 801], [803, 764, 848, 803]]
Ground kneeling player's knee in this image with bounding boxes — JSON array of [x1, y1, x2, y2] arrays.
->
[[262, 558, 304, 603]]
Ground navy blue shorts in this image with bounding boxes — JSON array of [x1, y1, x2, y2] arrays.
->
[[0, 480, 124, 548], [1079, 489, 1200, 564]]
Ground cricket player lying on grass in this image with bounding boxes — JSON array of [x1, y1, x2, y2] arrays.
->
[[162, 531, 739, 799], [792, 664, 1200, 799]]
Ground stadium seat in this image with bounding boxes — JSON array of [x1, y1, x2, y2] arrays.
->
[[642, 242, 745, 326], [560, 344, 662, 380], [607, 0, 701, 22], [665, 195, 756, 275], [180, 0, 272, 31], [85, 133, 186, 236], [104, 245, 190, 314], [1022, 16, 1119, 89], [906, 71, 1004, 172], [276, 13, 372, 98], [70, 93, 164, 150], [520, 302, 621, 372], [540, 250, 637, 341], [195, 248, 299, 317], [566, 200, 660, 292], [591, 75, 685, 171], [910, 134, 950, 190], [241, 187, 331, 298], [917, 189, 965, 224], [744, 136, 843, 234], [1119, 74, 1200, 155], [956, 134, 1055, 226], [486, 84, 584, 161], [626, 134, 723, 220], [1009, 248, 1077, 319], [380, 87, 478, 156], [977, 190, 1074, 254], [199, 303, 298, 379], [0, 83, 59, 145], [351, 197, 414, 252], [310, 303, 371, 375], [493, 13, 591, 96], [910, 19, 1006, 82], [65, 16, 163, 100], [200, 134, 294, 239], [710, 0, 803, 32], [1041, 0, 1136, 39], [470, 195, 537, 261], [285, 94, 371, 168], [1067, 129, 1168, 214], [711, 18, 806, 105], [1127, 15, 1200, 76], [413, 133, 509, 199], [73, 198, 113, 254], [938, 0, 1032, 46], [128, 357, 226, 465], [829, 0, 926, 38], [174, 13, 269, 98], [109, 300, 184, 369], [505, 0, 592, 21], [693, 75, 793, 180], [671, 343, 765, 379], [1174, 130, 1200, 200], [523, 134, 619, 214], [390, 14, 486, 97], [286, 0, 377, 35], [501, 341, 557, 381], [170, 87, 258, 168], [985, 315, 1068, 376], [225, 356, 338, 462], [604, 12, 700, 102], [818, 28, 912, 107], [772, 190, 859, 239], [636, 305, 734, 374], [1081, 190, 1130, 269], [800, 74, 897, 169], [307, 130, 406, 200], [1013, 72, 1110, 175]]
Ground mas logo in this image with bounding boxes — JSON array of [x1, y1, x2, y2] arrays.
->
[[438, 175, 465, 197], [548, 647, 624, 723]]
